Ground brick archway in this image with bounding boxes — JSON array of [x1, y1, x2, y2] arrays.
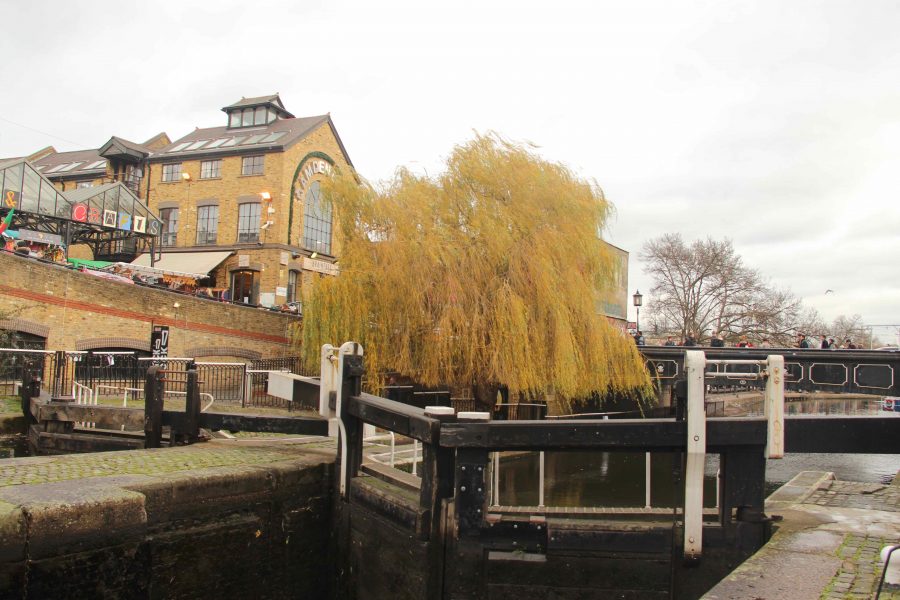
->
[[0, 318, 50, 339], [185, 346, 262, 361], [75, 337, 151, 352]]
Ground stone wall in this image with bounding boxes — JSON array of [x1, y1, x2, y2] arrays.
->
[[0, 439, 335, 599], [0, 251, 298, 358]]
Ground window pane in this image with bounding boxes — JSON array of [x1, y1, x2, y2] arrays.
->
[[1, 163, 23, 209], [242, 108, 253, 127], [38, 180, 57, 215], [287, 270, 298, 302], [21, 168, 40, 213], [241, 155, 264, 176], [254, 106, 266, 125], [237, 202, 261, 243], [230, 112, 241, 128], [200, 160, 221, 179], [160, 207, 179, 246], [196, 205, 218, 245], [302, 181, 332, 255], [162, 163, 182, 182]]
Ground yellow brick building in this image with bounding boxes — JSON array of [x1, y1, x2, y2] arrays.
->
[[29, 94, 351, 309]]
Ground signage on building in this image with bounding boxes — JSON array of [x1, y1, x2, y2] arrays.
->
[[276, 286, 287, 296], [72, 203, 102, 224], [17, 229, 64, 246], [293, 154, 335, 205], [3, 190, 19, 208], [151, 326, 169, 359], [280, 251, 289, 265], [102, 209, 117, 228], [303, 256, 339, 276], [238, 254, 250, 268]]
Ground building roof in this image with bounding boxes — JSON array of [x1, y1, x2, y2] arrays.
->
[[30, 148, 107, 178], [150, 113, 353, 167]]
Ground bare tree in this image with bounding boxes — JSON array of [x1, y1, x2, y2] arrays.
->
[[641, 234, 807, 345]]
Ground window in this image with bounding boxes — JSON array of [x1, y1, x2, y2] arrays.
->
[[196, 205, 218, 245], [228, 107, 277, 128], [58, 162, 84, 172], [187, 140, 208, 151], [287, 270, 298, 302], [241, 155, 264, 176], [162, 163, 182, 182], [241, 134, 266, 145], [169, 142, 191, 153], [206, 138, 227, 149], [302, 181, 332, 255], [237, 202, 261, 243], [260, 131, 286, 143], [160, 207, 179, 246], [200, 160, 222, 179], [76, 181, 94, 189], [85, 160, 107, 170], [221, 137, 245, 147], [230, 270, 258, 305]]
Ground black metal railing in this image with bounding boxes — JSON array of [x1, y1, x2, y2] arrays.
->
[[0, 348, 304, 408], [641, 346, 900, 397]]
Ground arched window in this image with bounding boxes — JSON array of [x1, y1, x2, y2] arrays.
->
[[302, 181, 332, 255]]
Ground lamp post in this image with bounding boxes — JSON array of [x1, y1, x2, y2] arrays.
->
[[633, 290, 643, 333]]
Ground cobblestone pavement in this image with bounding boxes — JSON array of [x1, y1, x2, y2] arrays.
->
[[809, 480, 900, 600], [806, 481, 900, 512], [0, 439, 334, 487], [819, 534, 900, 600]]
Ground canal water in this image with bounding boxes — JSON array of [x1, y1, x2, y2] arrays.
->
[[495, 397, 899, 508]]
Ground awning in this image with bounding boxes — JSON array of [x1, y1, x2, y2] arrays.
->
[[68, 258, 113, 270], [130, 250, 233, 279]]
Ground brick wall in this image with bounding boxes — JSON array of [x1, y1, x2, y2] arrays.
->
[[0, 252, 298, 358]]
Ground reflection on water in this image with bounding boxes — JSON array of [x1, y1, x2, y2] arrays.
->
[[497, 397, 898, 508]]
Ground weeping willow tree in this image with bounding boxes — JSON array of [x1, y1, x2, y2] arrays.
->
[[300, 134, 651, 412]]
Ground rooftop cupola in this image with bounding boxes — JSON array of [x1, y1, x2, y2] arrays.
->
[[222, 94, 295, 129]]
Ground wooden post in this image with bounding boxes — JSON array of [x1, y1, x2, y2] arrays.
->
[[20, 360, 40, 424], [173, 361, 201, 445], [338, 350, 364, 499], [421, 406, 456, 600], [144, 365, 164, 449]]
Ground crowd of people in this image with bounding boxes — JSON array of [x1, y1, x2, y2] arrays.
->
[[632, 329, 862, 349]]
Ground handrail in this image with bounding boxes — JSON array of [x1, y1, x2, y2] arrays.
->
[[347, 392, 442, 444]]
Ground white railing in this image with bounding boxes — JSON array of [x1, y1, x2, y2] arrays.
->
[[72, 380, 96, 428], [365, 432, 423, 475]]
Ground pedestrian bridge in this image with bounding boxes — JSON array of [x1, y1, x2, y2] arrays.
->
[[639, 346, 899, 399]]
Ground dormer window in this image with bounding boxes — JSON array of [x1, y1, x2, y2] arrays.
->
[[228, 106, 276, 128], [223, 94, 294, 128]]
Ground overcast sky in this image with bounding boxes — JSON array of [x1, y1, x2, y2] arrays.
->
[[1, 0, 898, 341]]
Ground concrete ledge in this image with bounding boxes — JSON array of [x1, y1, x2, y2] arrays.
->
[[0, 439, 336, 597], [703, 471, 900, 599]]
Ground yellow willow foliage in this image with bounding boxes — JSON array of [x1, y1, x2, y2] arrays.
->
[[299, 134, 652, 409]]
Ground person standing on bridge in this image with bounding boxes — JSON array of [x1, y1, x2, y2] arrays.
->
[[821, 335, 831, 349], [710, 331, 725, 347]]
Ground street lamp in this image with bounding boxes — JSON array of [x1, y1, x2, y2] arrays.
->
[[633, 290, 643, 333]]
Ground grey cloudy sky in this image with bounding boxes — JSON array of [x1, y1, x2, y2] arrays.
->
[[1, 0, 898, 341]]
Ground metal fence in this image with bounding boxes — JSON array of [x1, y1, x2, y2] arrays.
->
[[0, 348, 304, 409]]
